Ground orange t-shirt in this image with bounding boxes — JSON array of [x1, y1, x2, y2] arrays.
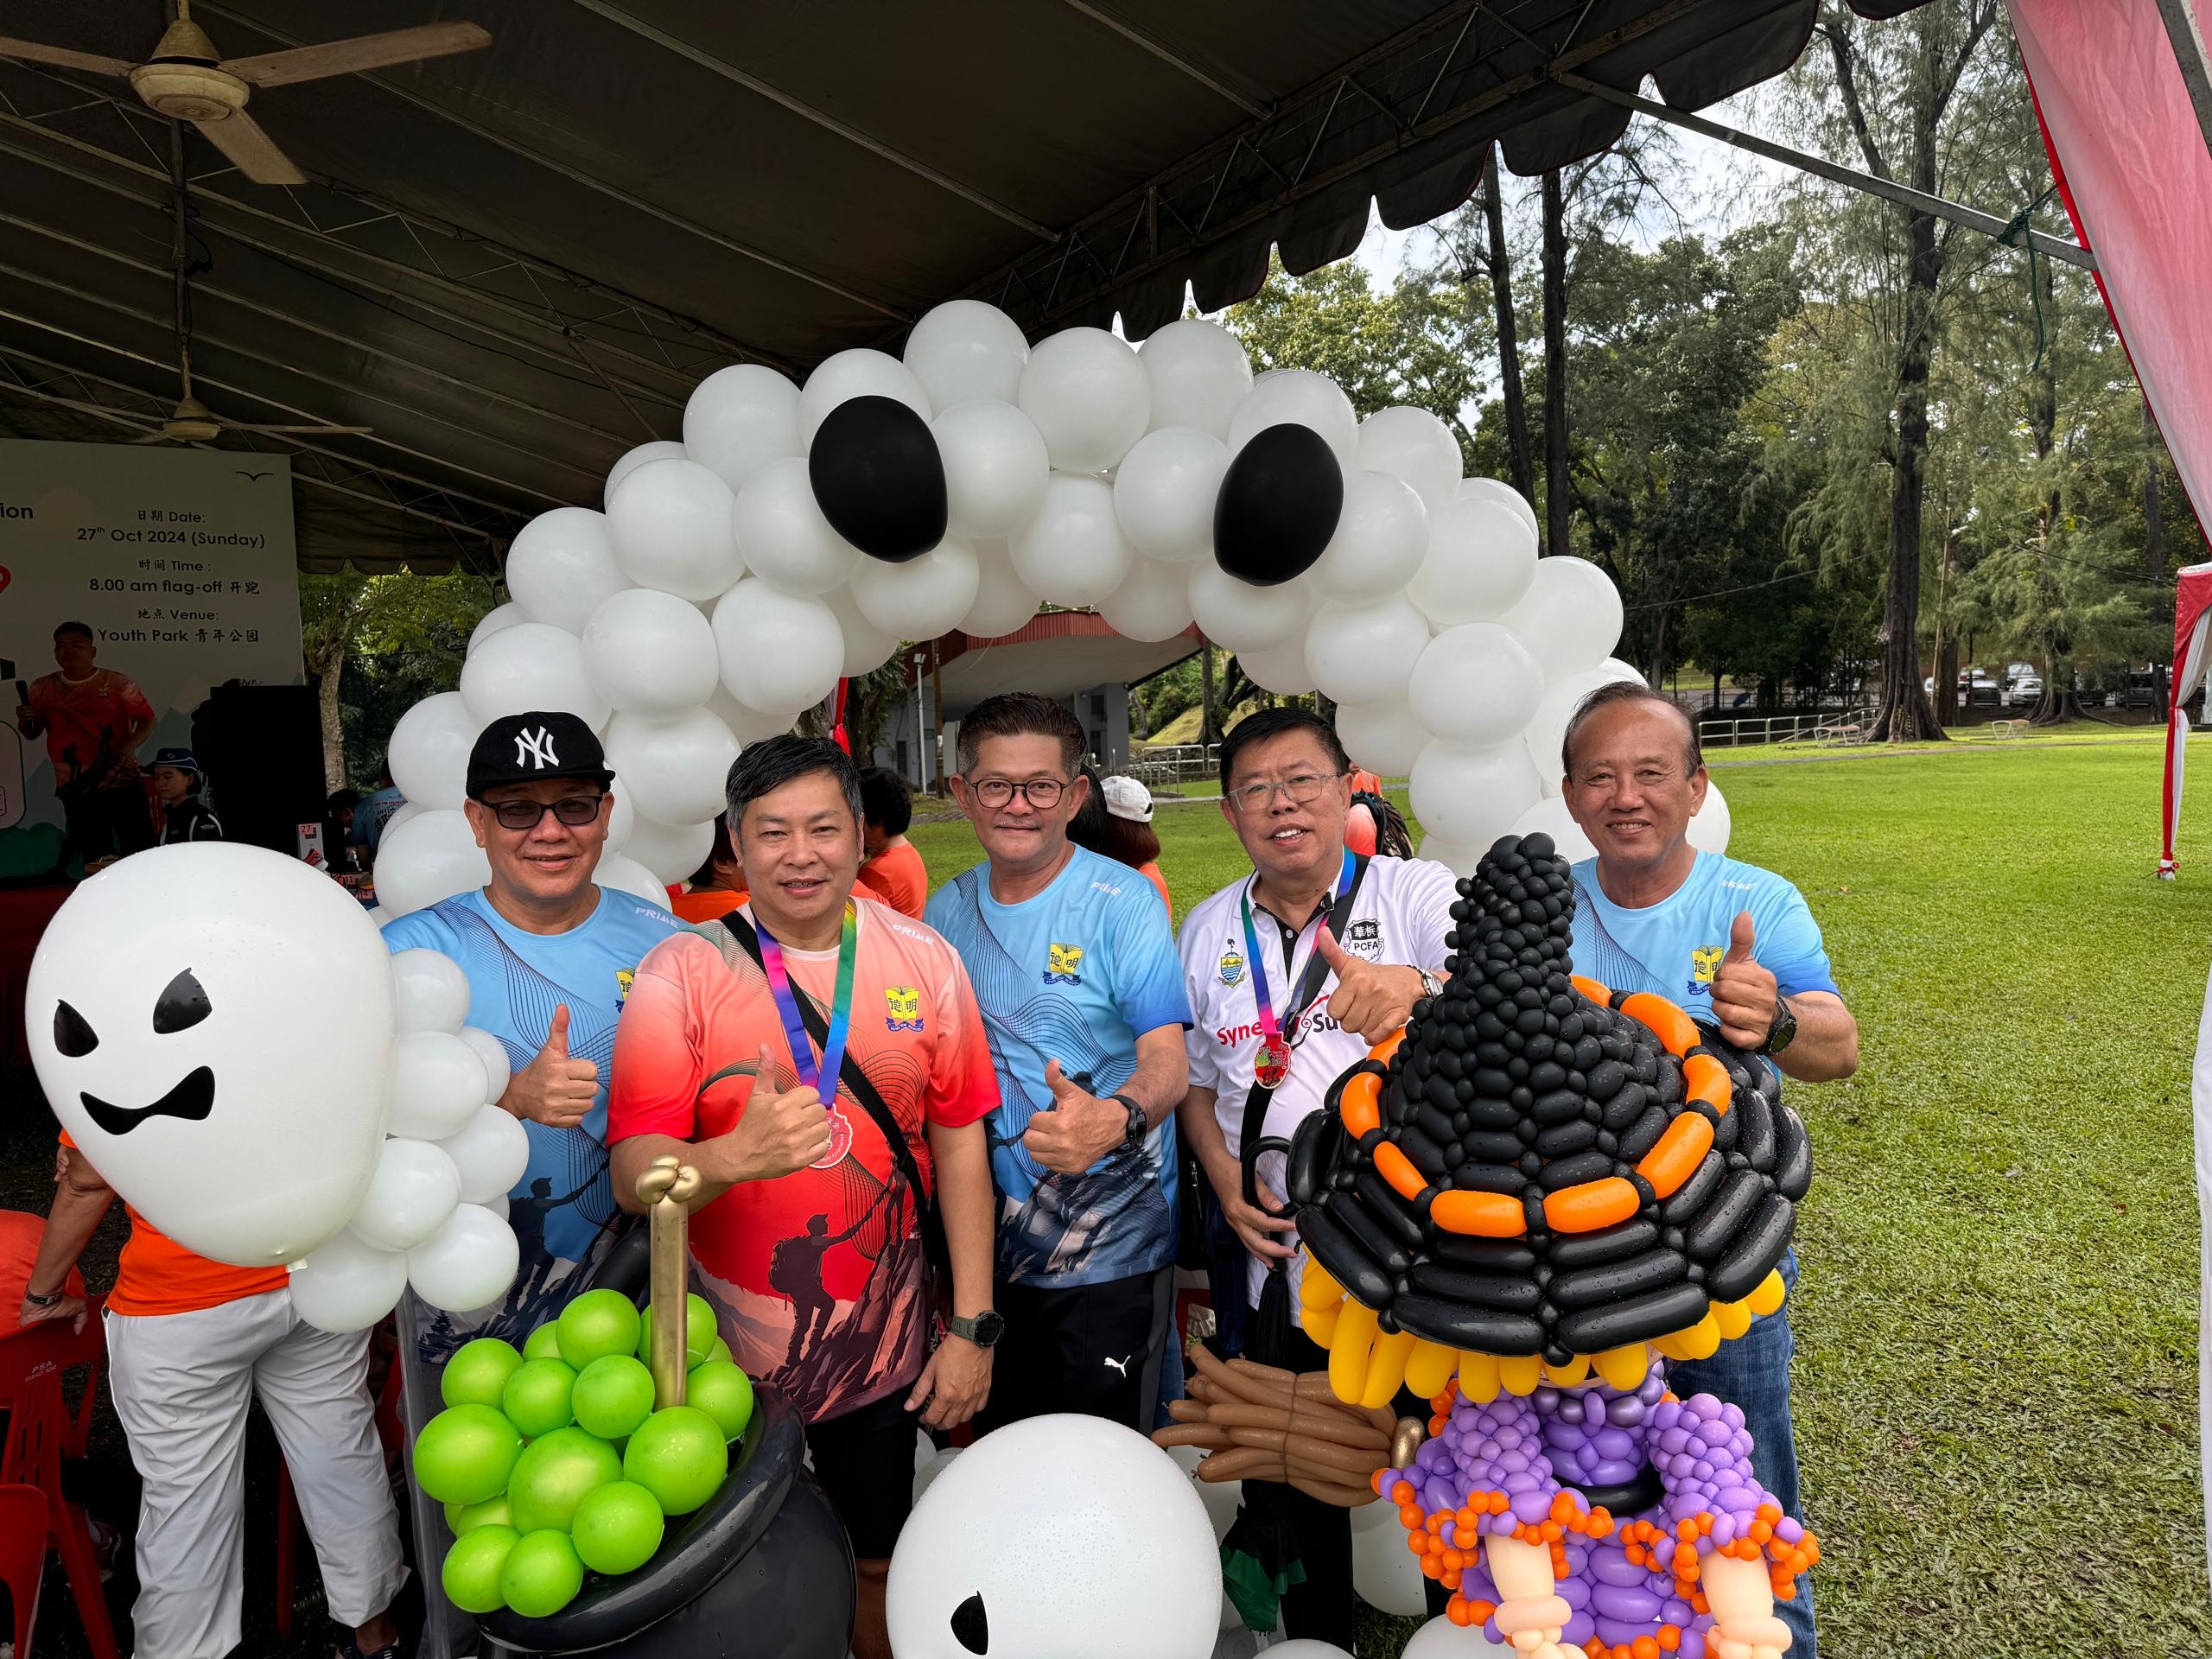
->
[[1140, 861, 1172, 917], [0, 1209, 88, 1337], [27, 669, 154, 784], [858, 841, 929, 919], [56, 1136, 286, 1317], [673, 884, 747, 925]]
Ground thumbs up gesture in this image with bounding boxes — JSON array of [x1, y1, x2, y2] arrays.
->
[[1020, 1058, 1128, 1175], [720, 1044, 834, 1183], [501, 1004, 601, 1128], [1317, 926, 1428, 1045], [1709, 911, 1780, 1052]]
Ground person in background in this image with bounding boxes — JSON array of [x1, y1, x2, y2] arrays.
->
[[150, 748, 223, 844], [325, 788, 363, 874], [1096, 775, 1171, 915], [1066, 764, 1109, 854], [16, 620, 158, 868], [350, 768, 405, 868], [856, 766, 929, 918], [926, 694, 1192, 1433], [673, 811, 747, 924], [1558, 679, 1859, 1659], [609, 737, 999, 1659]]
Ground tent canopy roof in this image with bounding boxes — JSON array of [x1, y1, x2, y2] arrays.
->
[[0, 0, 1919, 572]]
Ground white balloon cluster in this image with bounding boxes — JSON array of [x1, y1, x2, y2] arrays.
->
[[289, 948, 525, 1332]]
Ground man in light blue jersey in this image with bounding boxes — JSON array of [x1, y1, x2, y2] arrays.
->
[[1560, 679, 1859, 1659], [926, 692, 1192, 1432]]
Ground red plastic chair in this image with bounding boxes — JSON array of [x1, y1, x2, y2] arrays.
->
[[0, 1481, 48, 1656], [0, 1302, 106, 1461], [0, 1370, 118, 1658], [274, 1338, 407, 1636]]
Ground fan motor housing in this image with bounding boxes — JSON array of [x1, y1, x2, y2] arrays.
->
[[129, 62, 247, 124]]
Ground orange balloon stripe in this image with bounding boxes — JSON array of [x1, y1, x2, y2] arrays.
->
[[1544, 1177, 1640, 1233], [1618, 993, 1698, 1058], [1635, 1113, 1713, 1198], [1373, 1140, 1427, 1204], [1681, 1053, 1732, 1116], [1570, 974, 1614, 1007], [1342, 1072, 1382, 1139], [1432, 1190, 1527, 1237]]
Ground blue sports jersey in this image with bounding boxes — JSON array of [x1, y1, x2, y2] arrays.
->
[[925, 845, 1193, 1287], [1569, 851, 1840, 1017], [382, 884, 677, 1357], [353, 785, 405, 854]]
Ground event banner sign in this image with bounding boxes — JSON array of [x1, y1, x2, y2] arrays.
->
[[0, 440, 302, 868]]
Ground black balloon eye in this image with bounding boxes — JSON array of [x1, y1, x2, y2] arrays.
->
[[53, 1001, 99, 1057], [950, 1591, 988, 1654], [153, 969, 212, 1034]]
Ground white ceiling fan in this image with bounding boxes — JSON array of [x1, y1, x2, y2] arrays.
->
[[0, 1, 492, 185]]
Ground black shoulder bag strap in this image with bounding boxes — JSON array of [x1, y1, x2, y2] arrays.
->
[[719, 910, 953, 1305]]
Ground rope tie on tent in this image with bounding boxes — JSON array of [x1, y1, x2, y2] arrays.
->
[[1998, 185, 2061, 372]]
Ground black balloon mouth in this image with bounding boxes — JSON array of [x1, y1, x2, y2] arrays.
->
[[80, 1065, 216, 1137]]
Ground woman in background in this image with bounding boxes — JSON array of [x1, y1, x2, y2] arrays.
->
[[1096, 775, 1170, 917]]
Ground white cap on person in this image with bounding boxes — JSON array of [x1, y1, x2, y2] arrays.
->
[[1101, 774, 1154, 823]]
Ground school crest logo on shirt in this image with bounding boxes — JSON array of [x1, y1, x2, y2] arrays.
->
[[885, 985, 924, 1032], [1690, 946, 1723, 985], [615, 969, 635, 1003], [1043, 942, 1084, 985], [1218, 944, 1245, 986]]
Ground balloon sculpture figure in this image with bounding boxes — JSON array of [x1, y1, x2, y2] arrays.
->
[[1289, 834, 1817, 1659]]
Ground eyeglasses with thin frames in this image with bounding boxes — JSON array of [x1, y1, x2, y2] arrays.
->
[[969, 777, 1067, 810], [1225, 771, 1342, 813], [478, 795, 606, 831]]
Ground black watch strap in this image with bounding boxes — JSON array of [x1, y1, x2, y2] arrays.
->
[[1112, 1093, 1147, 1153], [22, 1286, 63, 1307]]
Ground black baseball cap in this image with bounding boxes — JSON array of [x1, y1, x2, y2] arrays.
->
[[466, 711, 615, 798]]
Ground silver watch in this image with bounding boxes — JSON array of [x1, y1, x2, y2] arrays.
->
[[1416, 969, 1444, 1000]]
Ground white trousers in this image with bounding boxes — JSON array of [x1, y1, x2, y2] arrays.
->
[[106, 1287, 407, 1659]]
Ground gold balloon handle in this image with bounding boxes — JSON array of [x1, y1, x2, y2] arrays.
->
[[1390, 1416, 1426, 1471], [634, 1154, 702, 1409]]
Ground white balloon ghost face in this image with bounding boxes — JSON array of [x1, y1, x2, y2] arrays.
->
[[27, 843, 396, 1267], [885, 1415, 1220, 1659]]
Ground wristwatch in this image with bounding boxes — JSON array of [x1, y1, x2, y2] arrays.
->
[[1415, 969, 1445, 1001], [947, 1309, 1006, 1349], [1764, 995, 1799, 1056], [1112, 1092, 1148, 1154], [21, 1286, 62, 1308]]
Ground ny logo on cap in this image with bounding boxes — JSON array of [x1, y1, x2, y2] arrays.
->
[[515, 725, 560, 770]]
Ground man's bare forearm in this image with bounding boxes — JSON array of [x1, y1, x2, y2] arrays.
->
[[27, 1166, 115, 1297], [1777, 991, 1859, 1084], [926, 1119, 995, 1319], [1121, 1027, 1192, 1127]]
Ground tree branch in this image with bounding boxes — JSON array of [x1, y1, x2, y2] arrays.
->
[[1823, 15, 1892, 181]]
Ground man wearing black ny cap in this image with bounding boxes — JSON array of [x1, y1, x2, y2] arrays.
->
[[379, 711, 679, 1656]]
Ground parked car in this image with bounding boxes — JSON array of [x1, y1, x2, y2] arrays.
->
[[2122, 670, 2158, 709], [2004, 673, 2044, 708]]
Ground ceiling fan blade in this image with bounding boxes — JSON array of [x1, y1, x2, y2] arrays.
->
[[227, 423, 374, 435], [194, 109, 308, 186], [220, 22, 492, 89], [131, 430, 176, 445], [0, 36, 135, 78]]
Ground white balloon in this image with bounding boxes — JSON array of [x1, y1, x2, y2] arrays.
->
[[288, 1231, 409, 1334], [1459, 474, 1540, 543], [1520, 662, 1642, 790], [349, 1137, 461, 1254], [887, 1416, 1217, 1659], [623, 814, 718, 887], [912, 1446, 963, 1505], [1600, 656, 1647, 685], [372, 809, 491, 919], [505, 508, 630, 634], [458, 1026, 511, 1107], [480, 1193, 509, 1222], [713, 579, 845, 715], [603, 788, 636, 858], [598, 852, 672, 906], [602, 707, 741, 827], [28, 843, 393, 1267], [386, 691, 477, 812], [1414, 832, 1490, 878], [683, 364, 800, 492], [820, 583, 900, 677], [604, 440, 689, 508], [1238, 628, 1315, 695], [1408, 739, 1544, 854], [1186, 563, 1308, 652], [390, 948, 471, 1035], [1506, 795, 1598, 864], [706, 684, 797, 744], [933, 399, 1051, 540], [407, 1202, 520, 1315], [1017, 327, 1152, 474], [1112, 427, 1229, 563], [1226, 369, 1358, 469], [1306, 595, 1428, 706], [382, 800, 428, 841], [387, 1029, 490, 1141], [730, 454, 861, 595], [1306, 469, 1428, 600], [435, 1103, 532, 1206], [1098, 556, 1193, 643], [1357, 405, 1463, 516], [850, 538, 980, 639], [1500, 556, 1624, 678], [959, 538, 1041, 638], [1008, 474, 1134, 606], [1138, 319, 1253, 440], [458, 622, 610, 731], [469, 601, 526, 652], [798, 348, 931, 447], [1410, 498, 1539, 626], [1408, 623, 1543, 747], [1160, 1446, 1242, 1628], [1688, 778, 1732, 854], [582, 587, 722, 717], [1401, 1612, 1516, 1658], [607, 457, 745, 601], [904, 300, 1030, 410], [1261, 1645, 1356, 1659], [1334, 696, 1430, 777], [1350, 1491, 1429, 1618]]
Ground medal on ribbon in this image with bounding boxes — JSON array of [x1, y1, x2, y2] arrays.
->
[[755, 901, 859, 1169], [1237, 849, 1358, 1093]]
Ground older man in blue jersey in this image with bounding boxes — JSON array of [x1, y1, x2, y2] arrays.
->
[[1560, 679, 1858, 1659]]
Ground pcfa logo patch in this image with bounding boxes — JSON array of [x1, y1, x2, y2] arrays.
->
[[1043, 942, 1084, 985], [1218, 945, 1245, 986], [885, 985, 924, 1032]]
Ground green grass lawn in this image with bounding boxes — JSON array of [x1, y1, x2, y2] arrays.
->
[[917, 734, 2212, 1658]]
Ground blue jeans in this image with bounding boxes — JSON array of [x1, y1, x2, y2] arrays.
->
[[1667, 1249, 1815, 1659]]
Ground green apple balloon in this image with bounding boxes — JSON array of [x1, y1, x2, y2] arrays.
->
[[502, 1357, 578, 1439], [507, 1427, 622, 1534], [445, 1495, 514, 1535], [442, 1523, 520, 1614], [570, 1479, 665, 1575], [415, 1404, 524, 1505], [638, 1294, 719, 1367], [696, 1336, 734, 1370], [572, 1354, 657, 1440], [500, 1529, 585, 1618], [442, 1337, 524, 1410], [622, 1406, 728, 1516], [524, 1322, 565, 1361], [558, 1288, 643, 1368], [683, 1360, 754, 1442]]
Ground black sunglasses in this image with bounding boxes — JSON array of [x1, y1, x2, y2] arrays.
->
[[476, 794, 606, 831]]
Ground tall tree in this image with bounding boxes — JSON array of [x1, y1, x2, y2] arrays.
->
[[1541, 168, 1571, 559], [1484, 147, 1536, 504], [305, 569, 498, 791]]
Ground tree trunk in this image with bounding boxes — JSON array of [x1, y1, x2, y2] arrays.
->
[[1486, 145, 1536, 511], [1541, 168, 1570, 561], [315, 645, 347, 793], [1199, 640, 1217, 748], [2146, 400, 2171, 719], [1870, 194, 1945, 740]]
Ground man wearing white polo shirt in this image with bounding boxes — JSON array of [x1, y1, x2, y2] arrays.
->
[[1177, 706, 1459, 1648]]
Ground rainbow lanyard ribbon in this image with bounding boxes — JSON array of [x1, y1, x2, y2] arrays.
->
[[1238, 849, 1357, 1090], [754, 901, 859, 1098]]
